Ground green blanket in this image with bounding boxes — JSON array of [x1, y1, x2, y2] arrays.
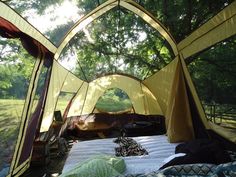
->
[[60, 155, 126, 177]]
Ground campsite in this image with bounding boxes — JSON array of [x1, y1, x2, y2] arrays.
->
[[0, 0, 236, 176]]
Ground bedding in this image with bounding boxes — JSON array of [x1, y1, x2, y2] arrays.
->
[[62, 135, 179, 175], [61, 135, 236, 176], [116, 161, 236, 177], [159, 139, 232, 170], [60, 155, 125, 177]]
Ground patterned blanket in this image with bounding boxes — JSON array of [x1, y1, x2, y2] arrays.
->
[[114, 137, 148, 157], [116, 161, 236, 177]]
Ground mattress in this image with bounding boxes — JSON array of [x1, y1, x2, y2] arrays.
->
[[62, 135, 179, 174]]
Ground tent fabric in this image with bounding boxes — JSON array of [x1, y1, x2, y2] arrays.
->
[[179, 56, 209, 129], [67, 74, 162, 117], [208, 122, 236, 144], [178, 0, 236, 59], [7, 59, 45, 177], [41, 60, 84, 132], [143, 58, 178, 115], [0, 2, 56, 54], [144, 57, 195, 142], [67, 82, 89, 118], [0, 17, 54, 61], [165, 58, 194, 142]]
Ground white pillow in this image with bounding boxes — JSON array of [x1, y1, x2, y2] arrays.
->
[[163, 153, 186, 164]]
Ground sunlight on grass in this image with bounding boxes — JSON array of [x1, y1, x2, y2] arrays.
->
[[0, 99, 24, 171], [96, 98, 132, 112], [55, 93, 74, 115]]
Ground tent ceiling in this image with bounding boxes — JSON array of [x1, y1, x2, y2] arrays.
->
[[57, 5, 174, 81]]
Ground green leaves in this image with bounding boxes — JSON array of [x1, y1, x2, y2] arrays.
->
[[188, 37, 236, 105], [0, 38, 35, 98]]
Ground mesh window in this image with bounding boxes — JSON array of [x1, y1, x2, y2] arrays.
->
[[6, 0, 106, 46], [58, 5, 174, 82], [55, 92, 75, 116], [0, 38, 35, 175], [188, 35, 236, 128], [134, 0, 234, 43]]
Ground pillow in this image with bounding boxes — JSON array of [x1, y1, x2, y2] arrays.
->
[[163, 153, 186, 164], [60, 155, 126, 177]]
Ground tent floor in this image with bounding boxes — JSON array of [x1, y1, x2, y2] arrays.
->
[[21, 114, 167, 176]]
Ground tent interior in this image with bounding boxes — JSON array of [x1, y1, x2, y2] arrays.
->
[[0, 0, 236, 176]]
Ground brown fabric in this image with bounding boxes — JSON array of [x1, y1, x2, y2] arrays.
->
[[165, 59, 194, 142], [0, 17, 53, 61], [0, 16, 21, 38], [62, 113, 165, 137]]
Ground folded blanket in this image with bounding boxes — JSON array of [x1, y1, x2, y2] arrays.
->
[[159, 139, 232, 170]]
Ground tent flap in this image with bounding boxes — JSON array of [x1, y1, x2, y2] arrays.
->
[[165, 58, 195, 142]]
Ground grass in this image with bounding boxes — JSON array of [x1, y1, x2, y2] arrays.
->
[[0, 99, 24, 170], [203, 104, 236, 128], [95, 97, 132, 112]]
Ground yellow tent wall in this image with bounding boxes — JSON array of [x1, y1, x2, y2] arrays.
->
[[144, 57, 195, 142], [143, 58, 178, 115], [67, 74, 163, 117], [67, 82, 89, 117], [40, 60, 84, 132]]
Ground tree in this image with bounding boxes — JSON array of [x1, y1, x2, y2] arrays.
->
[[189, 38, 236, 105], [0, 38, 35, 99]]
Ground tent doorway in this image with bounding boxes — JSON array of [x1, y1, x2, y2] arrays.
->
[[94, 88, 133, 114]]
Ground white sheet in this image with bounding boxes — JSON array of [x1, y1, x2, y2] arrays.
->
[[62, 135, 179, 174]]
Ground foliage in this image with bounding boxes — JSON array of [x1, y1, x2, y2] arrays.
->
[[188, 38, 236, 105], [95, 88, 132, 112], [59, 5, 173, 81], [0, 39, 35, 99], [135, 0, 234, 42]]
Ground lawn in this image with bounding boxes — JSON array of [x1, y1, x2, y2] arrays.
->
[[95, 97, 132, 112], [0, 99, 24, 171]]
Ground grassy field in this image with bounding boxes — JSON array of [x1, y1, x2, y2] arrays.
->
[[0, 99, 24, 170], [95, 97, 132, 112]]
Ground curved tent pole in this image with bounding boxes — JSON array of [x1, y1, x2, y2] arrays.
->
[[115, 0, 121, 73], [68, 42, 89, 82], [55, 0, 178, 60]]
